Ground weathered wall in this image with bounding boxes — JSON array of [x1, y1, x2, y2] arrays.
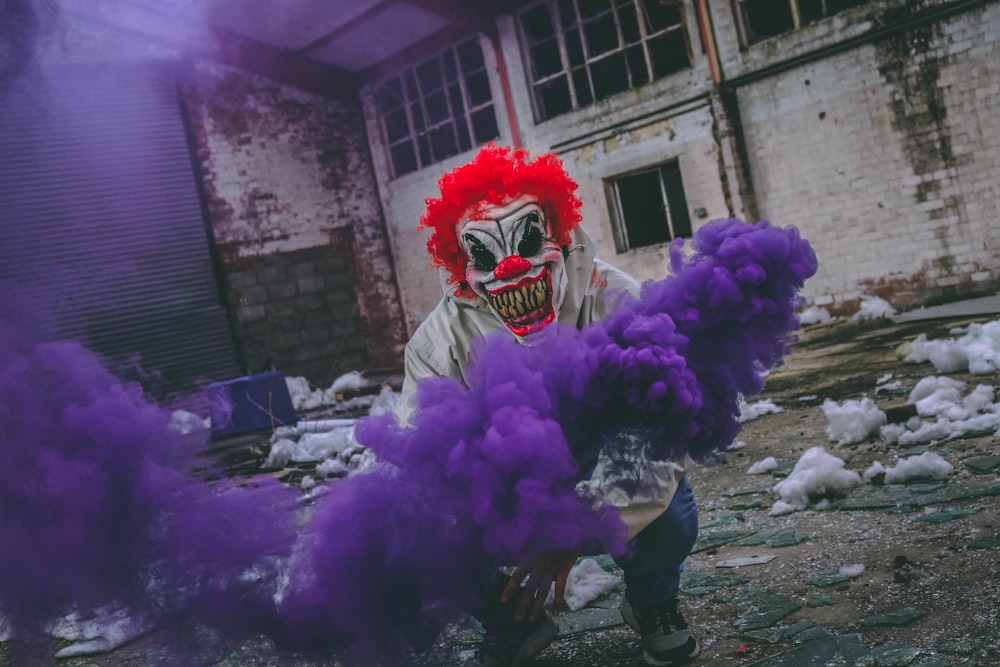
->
[[184, 62, 407, 381], [221, 232, 368, 383], [364, 12, 724, 332], [41, 11, 409, 383], [558, 105, 730, 284], [711, 0, 1000, 313]]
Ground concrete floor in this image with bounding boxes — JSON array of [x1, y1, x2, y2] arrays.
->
[[3, 303, 999, 667]]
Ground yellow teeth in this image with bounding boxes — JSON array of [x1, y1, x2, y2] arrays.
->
[[490, 279, 550, 321]]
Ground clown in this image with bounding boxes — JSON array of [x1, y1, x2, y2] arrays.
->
[[398, 144, 639, 419], [396, 144, 700, 667]]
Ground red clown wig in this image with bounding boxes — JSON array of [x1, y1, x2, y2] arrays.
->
[[420, 143, 583, 296]]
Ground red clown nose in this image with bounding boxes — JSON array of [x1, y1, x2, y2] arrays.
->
[[494, 255, 531, 280]]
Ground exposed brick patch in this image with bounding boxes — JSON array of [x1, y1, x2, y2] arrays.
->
[[182, 63, 407, 374], [222, 242, 368, 385]]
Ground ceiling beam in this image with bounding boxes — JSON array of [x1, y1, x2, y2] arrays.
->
[[405, 0, 492, 22], [358, 18, 491, 85], [296, 0, 397, 56], [209, 29, 359, 96]]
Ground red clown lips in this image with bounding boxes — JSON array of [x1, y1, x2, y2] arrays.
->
[[486, 268, 555, 337]]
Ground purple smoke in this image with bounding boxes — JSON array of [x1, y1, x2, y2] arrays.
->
[[0, 218, 815, 664], [278, 218, 817, 659], [0, 318, 298, 636]]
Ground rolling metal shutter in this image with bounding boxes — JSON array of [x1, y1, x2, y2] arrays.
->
[[0, 60, 240, 393]]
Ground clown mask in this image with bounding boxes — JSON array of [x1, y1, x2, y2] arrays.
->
[[458, 195, 568, 337]]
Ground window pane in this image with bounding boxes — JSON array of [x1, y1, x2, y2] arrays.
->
[[531, 40, 563, 78], [565, 28, 585, 66], [619, 3, 640, 43], [661, 161, 691, 239], [584, 13, 619, 56], [448, 83, 465, 116], [442, 50, 458, 82], [557, 0, 577, 27], [425, 90, 449, 124], [457, 38, 485, 73], [417, 60, 443, 92], [377, 78, 404, 110], [470, 107, 499, 143], [411, 104, 425, 132], [390, 142, 418, 176], [740, 0, 794, 43], [578, 0, 612, 20], [590, 52, 628, 101], [798, 0, 824, 23], [384, 107, 409, 143], [571, 67, 593, 107], [828, 0, 869, 11], [456, 119, 472, 152], [416, 133, 431, 166], [624, 44, 648, 87], [404, 70, 419, 99], [429, 124, 458, 162], [465, 71, 492, 107], [640, 0, 681, 33], [617, 169, 671, 248], [648, 33, 690, 79], [521, 4, 556, 42], [536, 76, 572, 120]]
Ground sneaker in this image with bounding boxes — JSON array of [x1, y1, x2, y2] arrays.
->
[[473, 609, 559, 667], [620, 597, 700, 666]]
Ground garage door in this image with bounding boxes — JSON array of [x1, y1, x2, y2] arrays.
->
[[0, 60, 241, 394]]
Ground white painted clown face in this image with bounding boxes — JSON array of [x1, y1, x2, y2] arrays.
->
[[458, 194, 567, 338]]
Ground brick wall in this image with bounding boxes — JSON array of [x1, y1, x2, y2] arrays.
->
[[223, 232, 368, 384], [558, 105, 731, 284], [363, 14, 724, 330], [715, 0, 1000, 312], [184, 63, 408, 379]]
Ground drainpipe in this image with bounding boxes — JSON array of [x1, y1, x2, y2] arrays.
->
[[486, 28, 522, 148], [694, 0, 759, 221], [694, 0, 722, 85]]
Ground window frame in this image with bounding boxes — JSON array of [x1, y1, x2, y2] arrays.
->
[[516, 0, 693, 123], [734, 0, 872, 47], [606, 159, 692, 253], [374, 35, 499, 178]]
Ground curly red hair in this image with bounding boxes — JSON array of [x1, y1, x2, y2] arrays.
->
[[420, 143, 583, 297]]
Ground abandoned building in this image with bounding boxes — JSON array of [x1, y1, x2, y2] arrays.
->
[[1, 0, 997, 393]]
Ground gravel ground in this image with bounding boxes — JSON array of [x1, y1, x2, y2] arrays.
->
[[3, 312, 999, 667]]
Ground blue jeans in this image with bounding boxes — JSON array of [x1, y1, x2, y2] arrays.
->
[[613, 475, 699, 608]]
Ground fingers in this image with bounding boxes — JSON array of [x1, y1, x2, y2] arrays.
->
[[552, 572, 568, 616], [501, 565, 529, 603], [516, 574, 552, 622]]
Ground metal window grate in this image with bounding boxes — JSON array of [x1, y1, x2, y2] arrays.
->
[[375, 36, 499, 178], [518, 0, 692, 121]]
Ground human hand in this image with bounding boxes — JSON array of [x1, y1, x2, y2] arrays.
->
[[502, 550, 578, 622]]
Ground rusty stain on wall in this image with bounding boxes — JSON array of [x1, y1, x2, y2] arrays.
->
[[183, 63, 407, 373]]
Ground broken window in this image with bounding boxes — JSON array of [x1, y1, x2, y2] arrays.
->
[[375, 37, 499, 178], [737, 0, 871, 45], [518, 0, 692, 122], [609, 160, 691, 251]]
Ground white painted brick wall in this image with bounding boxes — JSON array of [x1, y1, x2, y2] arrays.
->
[[372, 0, 1000, 328], [739, 3, 1000, 309], [560, 106, 730, 284]]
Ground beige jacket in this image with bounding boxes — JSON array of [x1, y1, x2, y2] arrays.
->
[[396, 227, 684, 540]]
